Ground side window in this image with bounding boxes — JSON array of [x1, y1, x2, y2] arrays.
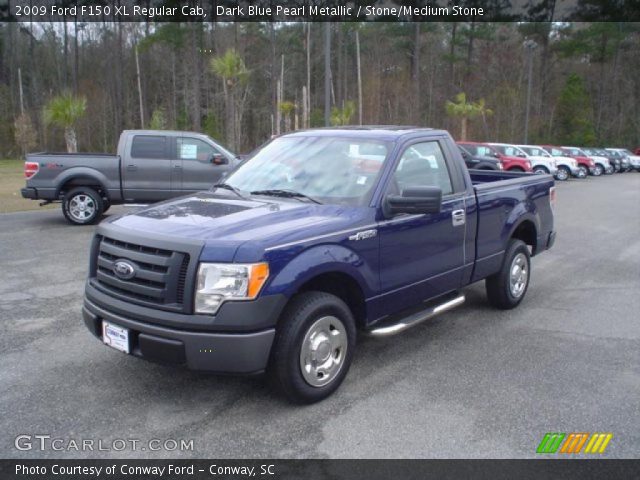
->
[[178, 138, 218, 161], [131, 135, 168, 159], [392, 141, 453, 195]]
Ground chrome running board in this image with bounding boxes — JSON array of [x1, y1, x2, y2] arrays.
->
[[366, 292, 465, 337]]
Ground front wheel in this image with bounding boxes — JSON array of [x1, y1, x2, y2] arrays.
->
[[533, 166, 549, 175], [555, 167, 570, 181], [593, 164, 604, 176], [62, 187, 104, 225], [269, 291, 356, 404], [577, 166, 588, 178], [485, 239, 531, 310]]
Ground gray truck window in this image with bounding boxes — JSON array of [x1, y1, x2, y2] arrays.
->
[[131, 135, 168, 159], [393, 142, 453, 195], [178, 138, 217, 161]]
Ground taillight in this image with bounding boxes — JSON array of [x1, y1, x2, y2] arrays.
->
[[25, 162, 39, 179], [549, 186, 557, 210]]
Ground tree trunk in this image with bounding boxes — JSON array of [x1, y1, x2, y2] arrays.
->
[[356, 30, 363, 125], [65, 127, 77, 153], [461, 117, 468, 141]]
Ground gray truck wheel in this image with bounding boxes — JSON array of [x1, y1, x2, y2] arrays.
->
[[62, 187, 104, 226], [485, 239, 531, 310], [593, 164, 604, 176], [533, 167, 549, 175], [269, 291, 356, 404], [577, 166, 588, 178]]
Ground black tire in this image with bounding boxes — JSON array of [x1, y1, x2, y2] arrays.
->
[[102, 199, 111, 213], [577, 166, 588, 178], [269, 291, 356, 404], [508, 167, 524, 172], [533, 166, 549, 175], [556, 166, 570, 181], [62, 186, 104, 225], [485, 239, 531, 310], [593, 164, 604, 176]]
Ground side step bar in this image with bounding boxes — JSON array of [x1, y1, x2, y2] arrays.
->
[[366, 292, 465, 337]]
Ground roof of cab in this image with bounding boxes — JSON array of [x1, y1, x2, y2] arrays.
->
[[282, 126, 444, 141]]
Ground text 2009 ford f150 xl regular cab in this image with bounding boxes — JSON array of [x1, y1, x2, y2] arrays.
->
[[21, 130, 237, 225], [83, 127, 556, 403]]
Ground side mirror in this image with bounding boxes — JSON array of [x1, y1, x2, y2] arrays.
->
[[209, 153, 229, 165], [384, 186, 442, 217]]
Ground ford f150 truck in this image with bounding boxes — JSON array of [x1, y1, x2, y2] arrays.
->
[[21, 130, 237, 225], [82, 127, 556, 403]]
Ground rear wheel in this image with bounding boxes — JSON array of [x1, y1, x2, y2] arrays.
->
[[593, 164, 604, 176], [486, 239, 531, 310], [509, 167, 525, 173], [269, 291, 356, 404], [533, 166, 549, 175], [556, 167, 570, 181], [62, 187, 104, 225]]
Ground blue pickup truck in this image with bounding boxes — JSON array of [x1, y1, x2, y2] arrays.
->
[[83, 127, 556, 403]]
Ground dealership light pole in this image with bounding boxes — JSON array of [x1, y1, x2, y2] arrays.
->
[[523, 39, 537, 144]]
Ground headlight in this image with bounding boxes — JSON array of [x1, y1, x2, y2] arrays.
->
[[195, 262, 269, 314]]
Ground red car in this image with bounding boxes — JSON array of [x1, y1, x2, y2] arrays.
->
[[457, 142, 532, 172], [561, 146, 598, 177]]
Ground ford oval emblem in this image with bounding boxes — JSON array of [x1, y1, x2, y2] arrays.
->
[[113, 259, 136, 280]]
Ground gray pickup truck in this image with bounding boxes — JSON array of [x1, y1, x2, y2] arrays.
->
[[21, 130, 237, 225]]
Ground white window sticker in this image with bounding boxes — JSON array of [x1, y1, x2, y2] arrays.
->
[[357, 176, 368, 185], [181, 144, 197, 159]]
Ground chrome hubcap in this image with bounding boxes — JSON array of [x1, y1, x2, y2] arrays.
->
[[299, 316, 347, 387], [557, 169, 568, 180], [69, 194, 96, 221], [509, 253, 528, 298], [578, 167, 587, 178]]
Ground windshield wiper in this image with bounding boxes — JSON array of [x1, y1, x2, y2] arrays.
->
[[250, 189, 323, 204], [212, 182, 248, 199]]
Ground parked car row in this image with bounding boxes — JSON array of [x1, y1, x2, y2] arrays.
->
[[456, 141, 640, 181]]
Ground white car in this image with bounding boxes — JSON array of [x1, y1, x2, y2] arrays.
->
[[580, 147, 614, 175], [606, 148, 640, 172], [488, 143, 559, 178], [515, 145, 560, 177], [539, 146, 582, 180]]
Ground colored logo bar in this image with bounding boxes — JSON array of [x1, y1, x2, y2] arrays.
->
[[537, 433, 613, 454]]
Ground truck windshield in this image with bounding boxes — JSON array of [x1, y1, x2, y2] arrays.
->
[[224, 136, 391, 205]]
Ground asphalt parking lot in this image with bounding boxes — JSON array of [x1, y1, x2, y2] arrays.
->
[[1, 173, 639, 459]]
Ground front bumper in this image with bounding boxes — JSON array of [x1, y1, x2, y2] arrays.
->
[[83, 287, 286, 374]]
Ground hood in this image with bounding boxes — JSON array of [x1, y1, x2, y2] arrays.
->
[[109, 191, 371, 262]]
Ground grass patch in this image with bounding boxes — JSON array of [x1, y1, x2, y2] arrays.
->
[[0, 159, 56, 214]]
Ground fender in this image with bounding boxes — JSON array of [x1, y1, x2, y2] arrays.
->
[[263, 244, 377, 299], [54, 167, 117, 200], [504, 208, 540, 250]]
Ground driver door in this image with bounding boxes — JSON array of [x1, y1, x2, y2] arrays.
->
[[377, 140, 466, 311], [175, 137, 231, 193]]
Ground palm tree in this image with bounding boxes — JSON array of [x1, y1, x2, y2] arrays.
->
[[331, 101, 356, 126], [43, 93, 87, 152], [445, 93, 493, 141], [210, 49, 250, 151]]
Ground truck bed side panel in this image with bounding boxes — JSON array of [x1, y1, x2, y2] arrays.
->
[[471, 171, 554, 283], [25, 153, 122, 201]]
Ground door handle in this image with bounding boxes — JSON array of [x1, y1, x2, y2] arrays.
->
[[452, 209, 466, 226], [126, 164, 138, 171]]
